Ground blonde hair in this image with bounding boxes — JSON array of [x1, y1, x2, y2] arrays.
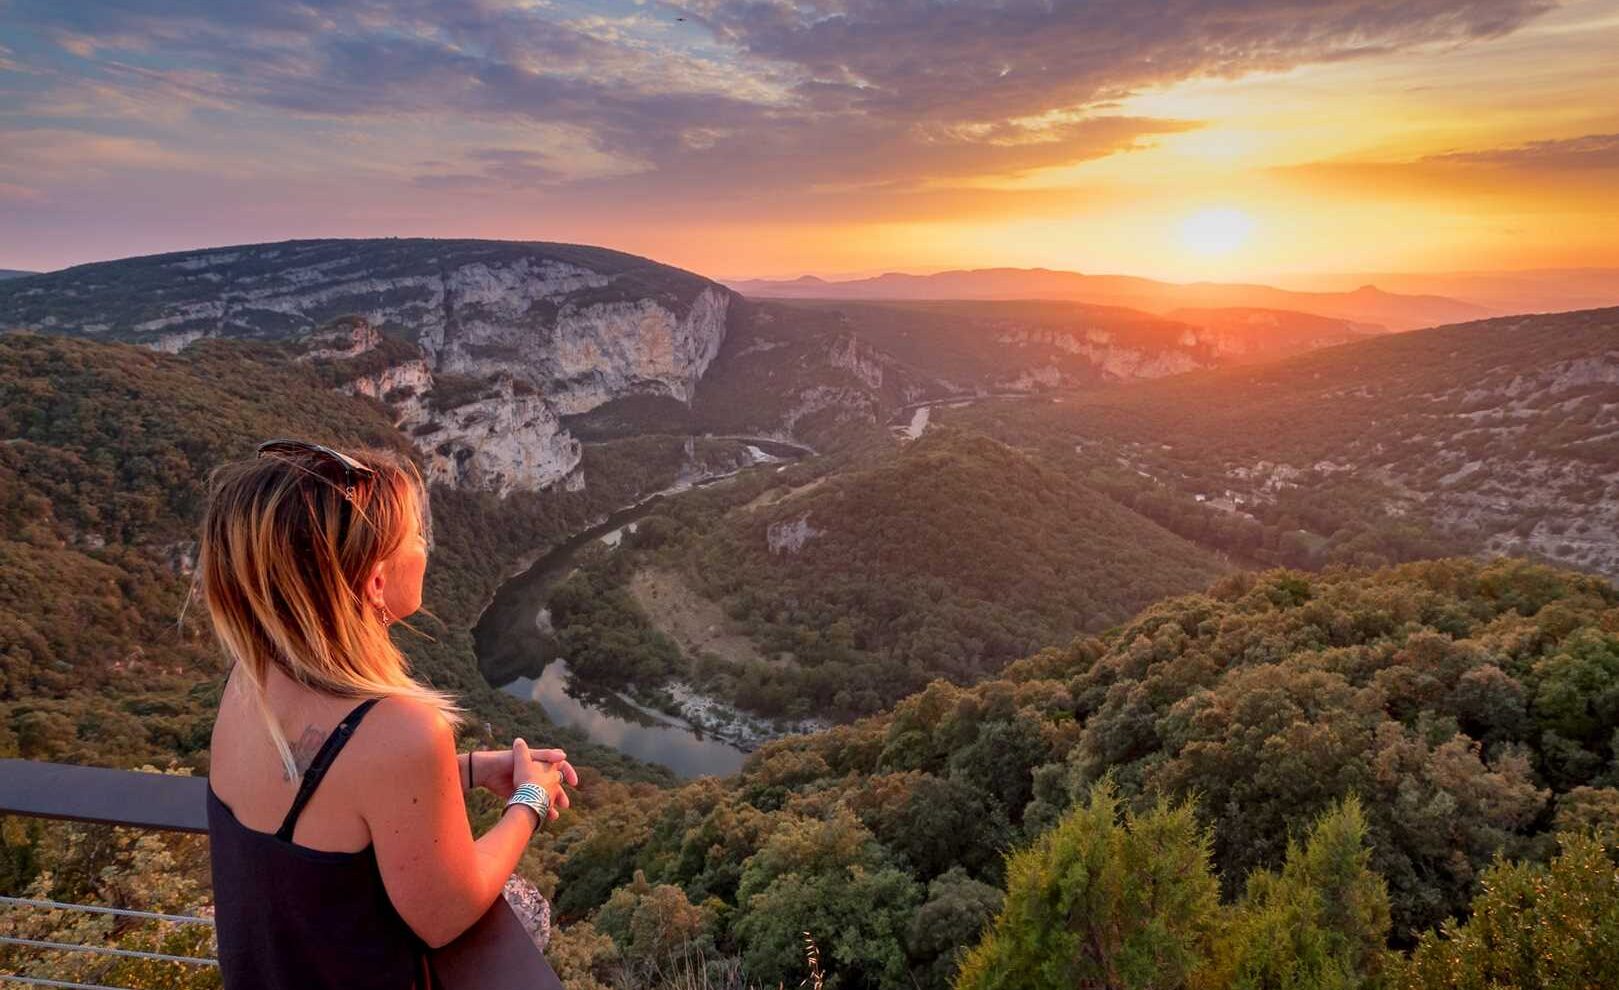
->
[[196, 442, 461, 779]]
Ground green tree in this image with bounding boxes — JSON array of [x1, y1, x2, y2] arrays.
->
[[735, 864, 921, 990], [733, 809, 923, 989], [954, 781, 1219, 990], [1532, 630, 1619, 787], [907, 867, 1003, 990], [543, 920, 618, 990], [1553, 786, 1619, 844], [1401, 832, 1619, 989], [1204, 797, 1395, 990], [592, 870, 714, 981]]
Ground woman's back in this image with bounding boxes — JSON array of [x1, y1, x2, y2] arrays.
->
[[208, 671, 429, 989], [209, 666, 381, 851]]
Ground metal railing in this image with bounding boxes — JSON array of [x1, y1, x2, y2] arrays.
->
[[0, 759, 561, 989]]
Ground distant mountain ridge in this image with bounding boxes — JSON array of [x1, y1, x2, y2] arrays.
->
[[949, 305, 1619, 579], [0, 239, 1411, 487], [0, 269, 34, 280], [1277, 267, 1619, 315], [728, 266, 1492, 331]]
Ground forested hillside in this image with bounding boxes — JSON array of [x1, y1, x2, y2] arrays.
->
[[555, 428, 1228, 720], [950, 306, 1619, 577], [533, 558, 1619, 989]]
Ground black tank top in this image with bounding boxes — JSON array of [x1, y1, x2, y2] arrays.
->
[[207, 698, 430, 990]]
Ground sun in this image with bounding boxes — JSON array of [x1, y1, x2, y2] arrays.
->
[[1178, 207, 1256, 257]]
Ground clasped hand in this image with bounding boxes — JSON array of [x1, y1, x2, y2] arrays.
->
[[463, 740, 577, 820]]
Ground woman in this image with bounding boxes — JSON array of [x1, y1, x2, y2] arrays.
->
[[199, 439, 575, 989]]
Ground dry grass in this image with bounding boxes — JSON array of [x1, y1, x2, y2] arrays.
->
[[628, 566, 781, 668], [631, 934, 828, 990]]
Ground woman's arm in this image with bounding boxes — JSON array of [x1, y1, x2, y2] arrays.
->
[[361, 699, 564, 948]]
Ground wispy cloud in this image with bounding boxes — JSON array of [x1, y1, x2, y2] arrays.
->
[[1426, 132, 1619, 169], [674, 0, 1556, 124], [1, 0, 1594, 274], [1, 0, 1560, 195]]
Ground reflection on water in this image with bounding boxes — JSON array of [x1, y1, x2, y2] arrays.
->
[[503, 660, 747, 779]]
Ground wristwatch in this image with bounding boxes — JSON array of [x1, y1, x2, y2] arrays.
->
[[505, 783, 550, 829]]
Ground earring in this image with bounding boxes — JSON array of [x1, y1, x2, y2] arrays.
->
[[375, 599, 394, 625]]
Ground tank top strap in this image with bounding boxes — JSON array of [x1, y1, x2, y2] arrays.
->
[[275, 697, 383, 842]]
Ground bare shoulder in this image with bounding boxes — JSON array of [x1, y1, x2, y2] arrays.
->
[[354, 695, 457, 765]]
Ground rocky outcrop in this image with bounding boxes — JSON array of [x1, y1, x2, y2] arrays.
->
[[997, 365, 1064, 391], [297, 316, 582, 497], [827, 335, 885, 390], [412, 376, 581, 496], [343, 358, 434, 414], [767, 513, 822, 555], [994, 327, 1211, 381], [145, 329, 210, 354], [298, 315, 382, 361]]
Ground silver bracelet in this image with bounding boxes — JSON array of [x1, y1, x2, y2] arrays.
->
[[505, 782, 549, 829]]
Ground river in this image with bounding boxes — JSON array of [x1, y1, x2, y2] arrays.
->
[[472, 437, 812, 779], [503, 660, 748, 778]]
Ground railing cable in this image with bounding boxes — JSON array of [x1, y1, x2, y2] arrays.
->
[[0, 976, 136, 990], [0, 935, 216, 967], [0, 897, 213, 927]]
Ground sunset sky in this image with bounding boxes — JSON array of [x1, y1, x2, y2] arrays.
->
[[2, 0, 1617, 282]]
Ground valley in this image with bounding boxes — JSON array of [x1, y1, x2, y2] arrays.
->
[[471, 436, 818, 773], [5, 242, 1617, 771], [3, 237, 1618, 989]]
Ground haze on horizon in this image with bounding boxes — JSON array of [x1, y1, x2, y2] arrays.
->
[[2, 0, 1618, 285]]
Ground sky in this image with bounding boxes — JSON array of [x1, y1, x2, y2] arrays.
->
[[2, 0, 1617, 282]]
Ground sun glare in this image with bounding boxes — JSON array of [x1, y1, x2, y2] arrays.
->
[[1178, 207, 1256, 257]]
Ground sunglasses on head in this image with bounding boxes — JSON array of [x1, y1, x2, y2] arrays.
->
[[256, 438, 376, 505], [256, 439, 433, 552]]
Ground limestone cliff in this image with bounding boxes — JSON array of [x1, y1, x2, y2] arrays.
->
[[2, 239, 731, 497], [993, 326, 1211, 381], [411, 376, 581, 496], [434, 282, 731, 415], [296, 315, 581, 497]]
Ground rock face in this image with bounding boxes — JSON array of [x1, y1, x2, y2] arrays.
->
[[412, 377, 581, 496], [296, 315, 582, 497], [1163, 307, 1369, 363], [1, 239, 730, 497], [827, 335, 886, 390], [1416, 349, 1619, 577], [767, 513, 822, 555], [993, 326, 1212, 381], [412, 260, 731, 415]]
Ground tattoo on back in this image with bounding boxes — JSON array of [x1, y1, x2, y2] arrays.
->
[[285, 725, 329, 780]]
